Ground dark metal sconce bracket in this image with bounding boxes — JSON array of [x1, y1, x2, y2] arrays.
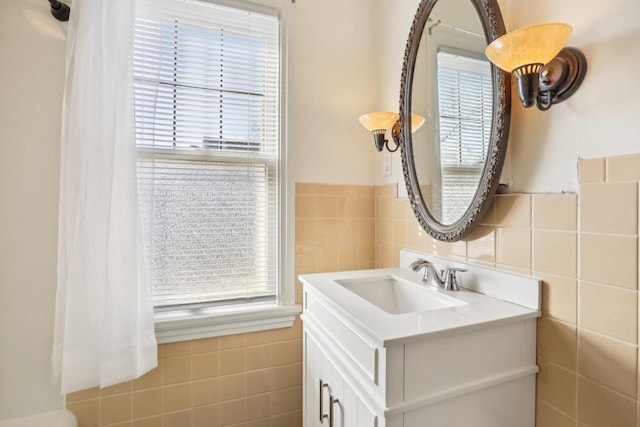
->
[[372, 122, 401, 153], [372, 130, 388, 152], [48, 0, 70, 21], [391, 121, 401, 149], [536, 47, 587, 110]]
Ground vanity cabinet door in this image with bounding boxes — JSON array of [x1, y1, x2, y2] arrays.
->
[[304, 329, 379, 427], [304, 330, 339, 427], [340, 379, 379, 427]]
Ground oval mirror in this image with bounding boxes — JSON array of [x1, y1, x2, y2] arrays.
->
[[399, 0, 511, 241]]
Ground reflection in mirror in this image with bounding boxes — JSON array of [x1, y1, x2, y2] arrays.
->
[[436, 51, 491, 223], [411, 0, 492, 225]]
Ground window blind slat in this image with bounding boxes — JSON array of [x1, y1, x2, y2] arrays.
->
[[134, 0, 280, 307], [437, 51, 492, 224]]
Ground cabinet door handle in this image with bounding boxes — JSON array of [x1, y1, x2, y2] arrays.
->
[[319, 379, 330, 423], [329, 394, 340, 427]]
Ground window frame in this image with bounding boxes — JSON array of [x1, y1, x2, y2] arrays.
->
[[136, 0, 299, 343], [435, 48, 492, 224]]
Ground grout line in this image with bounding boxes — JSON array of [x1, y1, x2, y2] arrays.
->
[[577, 373, 638, 402], [529, 199, 535, 275], [539, 315, 577, 332], [578, 230, 640, 239], [536, 398, 578, 424], [537, 355, 576, 375], [576, 177, 581, 346], [577, 279, 639, 293], [575, 325, 638, 348]]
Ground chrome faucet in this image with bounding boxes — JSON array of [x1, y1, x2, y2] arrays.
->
[[409, 258, 467, 291]]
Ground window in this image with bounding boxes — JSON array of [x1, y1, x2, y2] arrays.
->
[[133, 0, 297, 340], [436, 50, 492, 223]]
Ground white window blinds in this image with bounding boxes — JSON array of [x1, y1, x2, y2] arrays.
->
[[437, 50, 492, 224], [133, 0, 280, 307]]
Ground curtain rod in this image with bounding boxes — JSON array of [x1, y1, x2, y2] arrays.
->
[[46, 0, 295, 20], [48, 0, 70, 21], [428, 18, 483, 38]]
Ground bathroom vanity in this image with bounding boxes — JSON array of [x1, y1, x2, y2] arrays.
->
[[300, 250, 541, 427]]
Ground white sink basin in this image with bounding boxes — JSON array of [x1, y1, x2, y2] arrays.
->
[[335, 275, 465, 315]]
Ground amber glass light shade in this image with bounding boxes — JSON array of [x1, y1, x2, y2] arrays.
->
[[358, 112, 399, 132], [411, 114, 426, 133], [485, 23, 572, 72], [360, 112, 426, 152], [359, 112, 425, 133]]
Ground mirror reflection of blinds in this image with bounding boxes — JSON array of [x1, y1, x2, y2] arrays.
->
[[133, 0, 280, 307], [436, 50, 492, 224]]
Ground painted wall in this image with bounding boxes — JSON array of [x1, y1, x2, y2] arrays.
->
[[374, 0, 640, 193], [503, 0, 640, 193], [289, 0, 378, 185], [0, 0, 67, 417]]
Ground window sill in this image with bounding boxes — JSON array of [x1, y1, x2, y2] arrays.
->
[[154, 303, 302, 344]]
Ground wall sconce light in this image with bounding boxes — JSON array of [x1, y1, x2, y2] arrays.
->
[[359, 112, 425, 152], [48, 0, 70, 21], [485, 23, 587, 111]]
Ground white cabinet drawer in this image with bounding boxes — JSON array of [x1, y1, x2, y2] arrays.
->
[[304, 291, 379, 385]]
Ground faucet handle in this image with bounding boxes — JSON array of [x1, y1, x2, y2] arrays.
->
[[444, 267, 467, 291]]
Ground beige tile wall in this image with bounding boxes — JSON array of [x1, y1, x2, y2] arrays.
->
[[65, 167, 639, 426], [65, 183, 376, 427], [295, 183, 376, 280], [66, 328, 303, 427], [375, 153, 640, 427]]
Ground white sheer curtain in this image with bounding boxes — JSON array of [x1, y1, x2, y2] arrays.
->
[[53, 0, 157, 394]]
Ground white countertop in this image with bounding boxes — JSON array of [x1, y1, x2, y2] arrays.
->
[[300, 267, 541, 347]]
